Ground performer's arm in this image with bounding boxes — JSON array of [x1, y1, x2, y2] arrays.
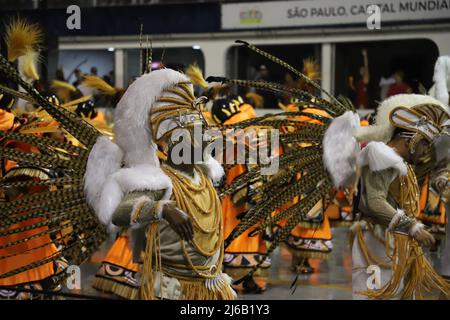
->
[[112, 190, 168, 227], [363, 168, 415, 233], [112, 190, 193, 241], [363, 168, 435, 246]]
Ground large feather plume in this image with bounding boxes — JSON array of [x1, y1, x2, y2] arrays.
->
[[302, 57, 320, 82], [5, 17, 43, 62], [186, 63, 208, 89], [18, 51, 40, 81], [51, 80, 77, 92], [82, 75, 117, 95]]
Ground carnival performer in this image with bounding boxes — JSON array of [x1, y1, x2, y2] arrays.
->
[[208, 93, 270, 293], [84, 67, 236, 300], [276, 59, 333, 273], [324, 93, 450, 299]]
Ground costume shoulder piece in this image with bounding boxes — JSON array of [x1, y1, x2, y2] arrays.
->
[[357, 142, 407, 176], [323, 110, 361, 188]]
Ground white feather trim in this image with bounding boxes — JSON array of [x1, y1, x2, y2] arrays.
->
[[97, 165, 173, 229], [84, 136, 123, 225], [388, 209, 405, 231], [357, 141, 407, 176], [323, 111, 361, 188], [199, 155, 225, 186], [354, 94, 448, 143]]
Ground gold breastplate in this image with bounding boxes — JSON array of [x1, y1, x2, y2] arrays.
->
[[162, 165, 222, 256]]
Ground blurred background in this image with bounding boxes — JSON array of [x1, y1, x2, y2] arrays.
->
[[0, 0, 448, 114]]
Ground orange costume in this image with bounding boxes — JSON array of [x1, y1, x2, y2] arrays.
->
[[0, 140, 61, 299], [210, 98, 269, 268], [416, 175, 446, 237], [92, 233, 140, 299], [277, 105, 333, 258]]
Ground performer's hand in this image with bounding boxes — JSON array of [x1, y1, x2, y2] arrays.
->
[[162, 205, 194, 241], [413, 228, 435, 247]]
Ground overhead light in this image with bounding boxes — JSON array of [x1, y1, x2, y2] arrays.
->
[[107, 47, 115, 52], [192, 45, 201, 50]]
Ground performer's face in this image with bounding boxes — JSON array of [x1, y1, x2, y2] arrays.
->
[[410, 139, 431, 164], [159, 109, 209, 163]]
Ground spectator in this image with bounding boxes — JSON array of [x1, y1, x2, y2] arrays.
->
[[347, 75, 357, 106], [72, 69, 84, 87], [254, 65, 278, 108], [386, 70, 412, 97], [90, 67, 98, 76], [355, 48, 370, 109], [55, 68, 65, 81], [379, 74, 396, 100]]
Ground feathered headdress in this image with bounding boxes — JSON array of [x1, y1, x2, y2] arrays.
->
[[324, 94, 450, 188], [353, 94, 447, 143], [4, 17, 43, 62], [186, 63, 209, 89], [85, 69, 224, 229]]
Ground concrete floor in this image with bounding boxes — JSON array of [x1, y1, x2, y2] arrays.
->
[[69, 226, 353, 300], [67, 224, 449, 300]]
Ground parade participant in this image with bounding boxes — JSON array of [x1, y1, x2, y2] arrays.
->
[[92, 68, 191, 300], [434, 164, 450, 291], [208, 41, 353, 285], [386, 70, 412, 97], [0, 17, 107, 298], [79, 74, 125, 111], [324, 93, 450, 299], [84, 68, 236, 300], [208, 94, 269, 293], [277, 59, 333, 273], [187, 63, 270, 290], [355, 49, 370, 109]]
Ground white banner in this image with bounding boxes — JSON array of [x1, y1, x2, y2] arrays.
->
[[221, 0, 450, 30]]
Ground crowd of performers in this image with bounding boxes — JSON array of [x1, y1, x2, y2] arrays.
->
[[1, 18, 450, 300]]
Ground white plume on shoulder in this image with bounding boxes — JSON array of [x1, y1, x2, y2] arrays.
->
[[354, 94, 448, 143], [96, 165, 173, 230], [323, 111, 361, 188], [357, 141, 407, 176], [199, 154, 225, 186], [84, 136, 123, 231], [430, 56, 450, 108]]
